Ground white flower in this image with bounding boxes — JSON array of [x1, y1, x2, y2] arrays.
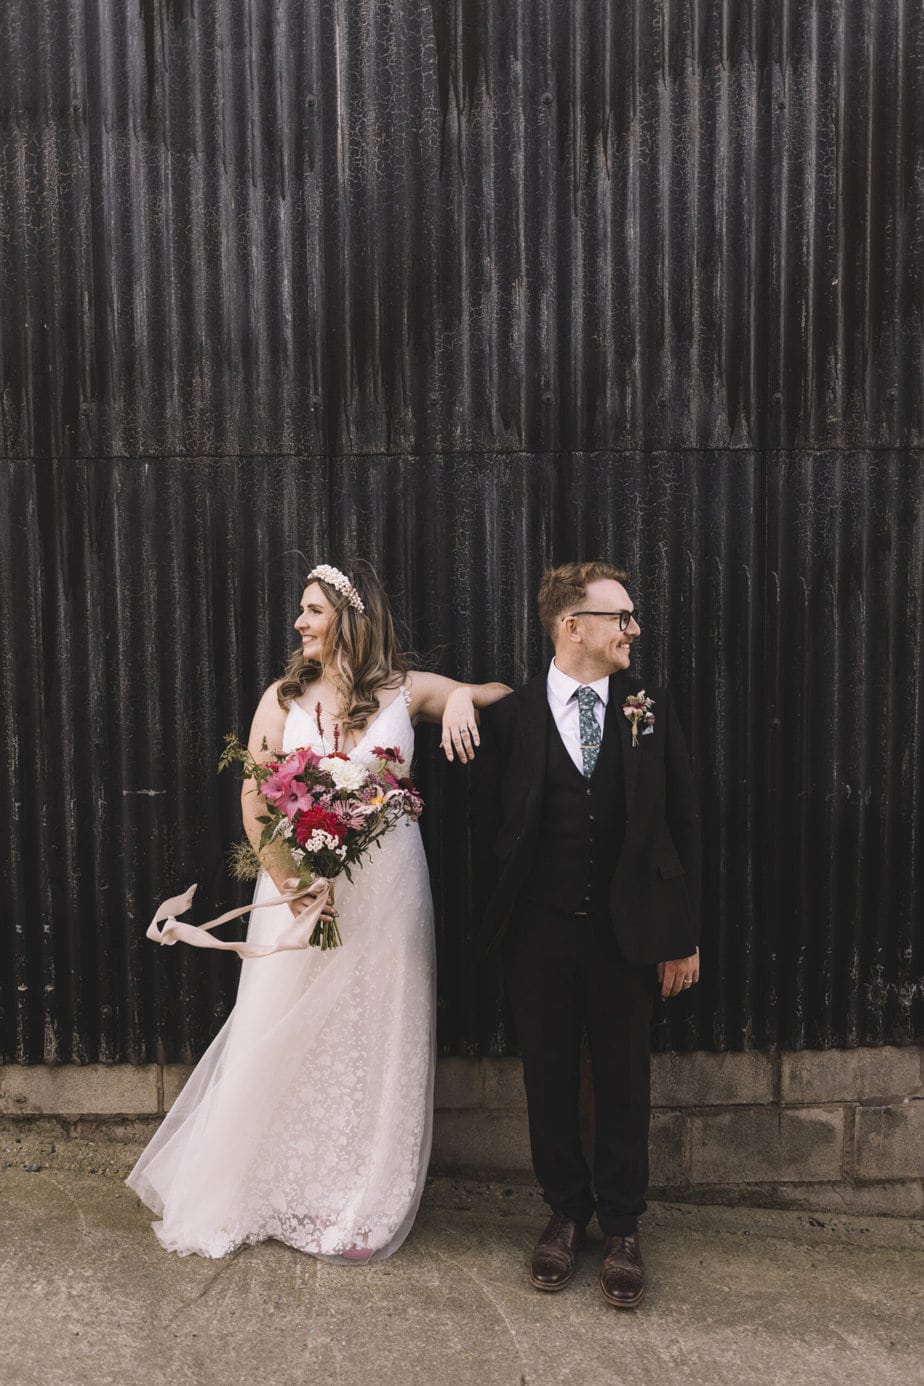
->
[[319, 756, 368, 792], [300, 829, 345, 855]]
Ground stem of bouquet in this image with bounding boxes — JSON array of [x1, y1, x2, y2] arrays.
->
[[309, 878, 341, 950]]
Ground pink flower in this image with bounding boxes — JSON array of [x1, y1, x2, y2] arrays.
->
[[281, 747, 321, 776], [371, 745, 404, 765], [324, 799, 366, 830], [262, 745, 324, 810], [266, 776, 312, 819], [262, 768, 294, 805]]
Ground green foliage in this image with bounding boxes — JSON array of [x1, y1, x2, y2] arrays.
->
[[227, 840, 263, 881], [217, 733, 275, 789]]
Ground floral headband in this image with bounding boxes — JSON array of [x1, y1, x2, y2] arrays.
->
[[307, 564, 365, 613]]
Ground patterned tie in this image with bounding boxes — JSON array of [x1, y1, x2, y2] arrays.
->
[[576, 686, 602, 778]]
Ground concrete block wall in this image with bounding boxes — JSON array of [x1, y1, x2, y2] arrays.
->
[[1, 1048, 922, 1218], [431, 1048, 924, 1218]]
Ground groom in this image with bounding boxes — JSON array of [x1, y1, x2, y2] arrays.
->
[[470, 561, 701, 1309]]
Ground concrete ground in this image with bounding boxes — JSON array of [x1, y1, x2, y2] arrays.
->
[[0, 1164, 922, 1386]]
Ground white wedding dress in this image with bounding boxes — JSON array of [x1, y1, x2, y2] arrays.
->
[[126, 686, 436, 1262]]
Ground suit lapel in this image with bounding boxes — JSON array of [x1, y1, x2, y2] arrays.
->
[[610, 672, 641, 812], [513, 670, 642, 812]]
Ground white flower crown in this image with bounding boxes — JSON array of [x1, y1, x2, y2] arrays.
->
[[307, 564, 366, 613]]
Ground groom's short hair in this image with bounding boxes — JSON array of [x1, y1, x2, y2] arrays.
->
[[537, 561, 629, 638]]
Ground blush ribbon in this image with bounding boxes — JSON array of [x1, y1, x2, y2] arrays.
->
[[146, 878, 331, 958]]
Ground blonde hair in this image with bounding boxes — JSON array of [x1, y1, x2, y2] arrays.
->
[[277, 559, 411, 733], [537, 561, 629, 638]]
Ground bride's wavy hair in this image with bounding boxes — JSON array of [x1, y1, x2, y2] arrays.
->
[[277, 558, 413, 734]]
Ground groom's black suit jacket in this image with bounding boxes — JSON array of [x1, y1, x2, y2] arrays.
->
[[470, 671, 701, 966]]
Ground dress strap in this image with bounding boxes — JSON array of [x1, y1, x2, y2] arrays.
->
[[400, 678, 412, 709]]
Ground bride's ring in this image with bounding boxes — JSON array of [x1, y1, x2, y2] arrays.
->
[[682, 979, 692, 987]]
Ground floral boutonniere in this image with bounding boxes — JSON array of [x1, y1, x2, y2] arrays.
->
[[623, 690, 655, 748]]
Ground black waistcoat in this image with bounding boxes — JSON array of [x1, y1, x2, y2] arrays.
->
[[521, 698, 627, 916]]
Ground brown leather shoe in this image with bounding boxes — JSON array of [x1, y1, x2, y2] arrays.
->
[[599, 1232, 645, 1308], [529, 1213, 586, 1291]]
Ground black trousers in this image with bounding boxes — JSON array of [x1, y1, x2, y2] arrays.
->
[[503, 902, 659, 1237]]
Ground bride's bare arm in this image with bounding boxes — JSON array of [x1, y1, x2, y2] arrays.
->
[[406, 672, 512, 764], [241, 682, 337, 921], [240, 682, 296, 891]]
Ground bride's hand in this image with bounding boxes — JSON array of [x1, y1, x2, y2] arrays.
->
[[440, 687, 480, 764], [288, 879, 337, 921]]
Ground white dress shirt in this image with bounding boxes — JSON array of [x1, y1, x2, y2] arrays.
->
[[546, 659, 610, 774]]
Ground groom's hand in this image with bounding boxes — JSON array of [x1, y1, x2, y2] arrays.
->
[[657, 947, 700, 998]]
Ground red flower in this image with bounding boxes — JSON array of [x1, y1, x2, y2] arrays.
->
[[294, 806, 348, 845]]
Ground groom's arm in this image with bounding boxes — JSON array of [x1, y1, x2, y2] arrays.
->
[[657, 687, 703, 996], [663, 686, 702, 944]]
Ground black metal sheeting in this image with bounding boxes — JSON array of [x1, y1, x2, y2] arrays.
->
[[1, 2, 921, 1059], [2, 455, 921, 1061]]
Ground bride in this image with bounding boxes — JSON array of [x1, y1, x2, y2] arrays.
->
[[126, 559, 510, 1262]]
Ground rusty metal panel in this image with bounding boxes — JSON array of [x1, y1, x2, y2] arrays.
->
[[1, 2, 922, 1061], [1, 1, 921, 457]]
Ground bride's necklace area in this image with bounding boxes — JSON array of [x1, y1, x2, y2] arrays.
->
[[313, 698, 345, 754], [299, 670, 397, 754], [302, 678, 357, 754]]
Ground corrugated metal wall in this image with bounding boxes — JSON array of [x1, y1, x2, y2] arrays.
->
[[1, 2, 922, 1061]]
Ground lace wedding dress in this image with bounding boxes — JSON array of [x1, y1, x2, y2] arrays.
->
[[126, 685, 436, 1262]]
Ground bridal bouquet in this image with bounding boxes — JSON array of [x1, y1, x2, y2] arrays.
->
[[217, 734, 425, 948]]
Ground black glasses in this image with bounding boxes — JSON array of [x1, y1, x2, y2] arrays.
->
[[563, 610, 639, 632]]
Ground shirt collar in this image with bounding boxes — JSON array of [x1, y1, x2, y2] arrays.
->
[[547, 659, 611, 708]]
